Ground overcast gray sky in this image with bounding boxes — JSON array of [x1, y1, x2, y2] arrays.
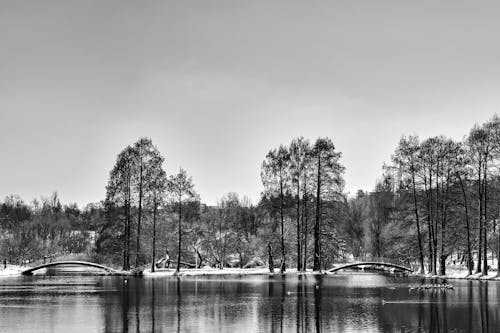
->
[[1, 0, 500, 206]]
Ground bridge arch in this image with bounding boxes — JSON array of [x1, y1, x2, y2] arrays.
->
[[22, 261, 118, 275], [327, 262, 413, 274]]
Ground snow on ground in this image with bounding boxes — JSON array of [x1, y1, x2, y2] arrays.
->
[[0, 265, 23, 276], [416, 265, 500, 281], [142, 267, 311, 277], [143, 265, 500, 280], [3, 262, 500, 280]]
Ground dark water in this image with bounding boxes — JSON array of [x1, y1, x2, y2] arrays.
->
[[0, 273, 498, 332]]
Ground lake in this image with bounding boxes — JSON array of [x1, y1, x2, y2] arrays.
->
[[0, 273, 498, 332]]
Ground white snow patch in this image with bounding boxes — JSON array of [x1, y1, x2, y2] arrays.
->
[[0, 265, 23, 276], [143, 267, 314, 277]]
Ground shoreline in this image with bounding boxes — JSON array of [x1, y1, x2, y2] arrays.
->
[[0, 265, 24, 276], [143, 266, 500, 281], [3, 264, 500, 282], [412, 271, 500, 281], [142, 267, 315, 277]]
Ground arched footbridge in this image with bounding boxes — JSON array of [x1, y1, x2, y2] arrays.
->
[[327, 262, 413, 274], [22, 261, 119, 275]]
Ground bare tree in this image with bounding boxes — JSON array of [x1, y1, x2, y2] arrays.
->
[[455, 144, 473, 275], [261, 145, 290, 273], [105, 146, 134, 270], [131, 138, 164, 268], [168, 168, 198, 274], [392, 135, 425, 273], [311, 138, 344, 272], [467, 125, 491, 275], [289, 137, 311, 271], [146, 154, 167, 273]]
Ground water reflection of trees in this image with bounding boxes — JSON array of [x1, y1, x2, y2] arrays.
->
[[416, 280, 497, 333], [280, 275, 381, 332], [100, 277, 500, 333], [176, 279, 181, 333], [314, 276, 322, 333], [123, 279, 129, 333], [151, 280, 155, 333], [103, 275, 362, 332], [293, 275, 325, 333]]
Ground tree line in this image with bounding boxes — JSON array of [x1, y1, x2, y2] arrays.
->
[[0, 192, 95, 264], [5, 116, 499, 276], [260, 137, 345, 272], [101, 136, 347, 272], [343, 114, 500, 276], [0, 136, 353, 272]]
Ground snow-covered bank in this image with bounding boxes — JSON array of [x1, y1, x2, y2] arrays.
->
[[142, 267, 319, 277], [143, 266, 500, 281], [142, 266, 500, 280], [413, 266, 500, 281], [4, 263, 500, 281], [0, 265, 23, 276]]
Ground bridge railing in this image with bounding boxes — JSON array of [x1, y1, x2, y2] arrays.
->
[[331, 256, 415, 269], [21, 261, 119, 275], [328, 261, 413, 273], [349, 257, 410, 266]]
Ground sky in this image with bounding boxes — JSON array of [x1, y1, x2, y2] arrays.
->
[[1, 0, 500, 207]]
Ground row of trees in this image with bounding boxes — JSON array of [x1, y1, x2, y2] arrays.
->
[[100, 136, 349, 273], [17, 121, 500, 277], [104, 138, 197, 273], [261, 137, 345, 273], [2, 136, 354, 273], [0, 192, 94, 264], [347, 114, 500, 276]]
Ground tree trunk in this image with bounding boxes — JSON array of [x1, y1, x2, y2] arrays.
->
[[457, 172, 473, 275], [123, 199, 128, 270], [477, 163, 483, 274], [151, 199, 157, 273], [313, 154, 321, 272], [218, 209, 223, 269], [433, 162, 439, 275], [296, 179, 301, 272], [222, 223, 227, 269], [126, 176, 131, 270], [302, 177, 308, 272], [482, 161, 488, 275], [196, 249, 203, 269], [135, 158, 143, 268], [176, 196, 182, 273], [497, 225, 500, 277], [268, 243, 274, 273], [439, 171, 449, 275], [411, 168, 425, 273], [424, 172, 435, 274], [280, 171, 286, 273]]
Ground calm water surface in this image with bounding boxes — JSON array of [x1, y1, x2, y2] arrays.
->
[[0, 272, 498, 332]]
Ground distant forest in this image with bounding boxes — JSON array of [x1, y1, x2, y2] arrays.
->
[[2, 115, 500, 275]]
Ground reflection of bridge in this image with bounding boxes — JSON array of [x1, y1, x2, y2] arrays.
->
[[327, 262, 413, 273], [22, 261, 119, 275]]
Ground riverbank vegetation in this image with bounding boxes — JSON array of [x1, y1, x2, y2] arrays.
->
[[2, 115, 500, 277]]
